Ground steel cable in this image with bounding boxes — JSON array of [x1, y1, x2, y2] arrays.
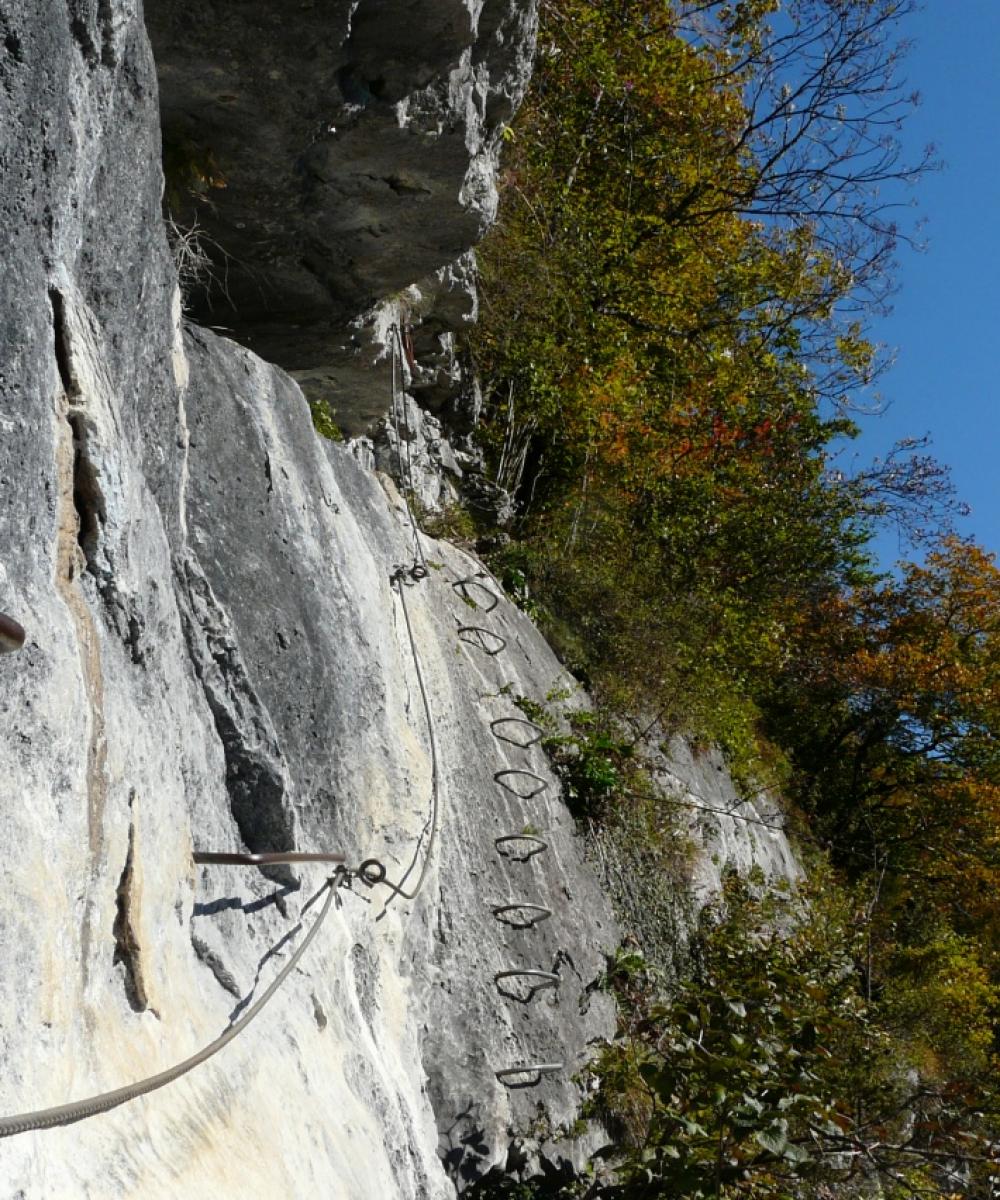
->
[[619, 786, 786, 831], [389, 323, 428, 579], [0, 875, 340, 1139], [373, 568, 442, 916]]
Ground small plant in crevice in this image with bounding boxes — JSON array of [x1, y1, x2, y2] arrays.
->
[[161, 125, 233, 311], [308, 396, 345, 442]]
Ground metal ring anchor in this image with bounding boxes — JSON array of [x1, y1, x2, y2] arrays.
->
[[357, 859, 388, 885], [0, 613, 26, 654], [491, 904, 552, 928], [193, 851, 347, 867], [457, 626, 506, 657], [490, 717, 544, 748], [392, 563, 428, 585], [494, 770, 548, 799], [451, 577, 499, 613], [495, 1062, 563, 1086], [495, 835, 548, 861]]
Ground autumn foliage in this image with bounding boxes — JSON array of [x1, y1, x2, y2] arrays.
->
[[466, 0, 1000, 1195]]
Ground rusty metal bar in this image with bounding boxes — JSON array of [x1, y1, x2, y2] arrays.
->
[[193, 851, 346, 867], [457, 625, 506, 657], [495, 969, 560, 993], [495, 1062, 563, 1085], [491, 903, 552, 927]]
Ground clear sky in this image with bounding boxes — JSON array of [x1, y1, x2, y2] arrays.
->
[[847, 1, 1000, 567]]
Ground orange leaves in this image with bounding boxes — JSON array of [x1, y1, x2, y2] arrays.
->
[[771, 533, 1000, 954]]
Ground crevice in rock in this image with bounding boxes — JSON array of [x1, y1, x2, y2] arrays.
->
[[385, 174, 432, 197], [97, 0, 116, 67], [50, 289, 108, 577], [113, 802, 149, 1013], [176, 559, 298, 867], [67, 1, 99, 68], [49, 288, 78, 398], [51, 295, 108, 884], [311, 992, 328, 1031], [191, 933, 241, 998], [51, 293, 148, 666], [67, 412, 107, 573], [3, 28, 24, 65]]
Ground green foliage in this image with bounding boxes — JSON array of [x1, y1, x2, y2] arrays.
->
[[494, 545, 547, 620], [468, 0, 920, 785], [515, 696, 634, 818], [583, 871, 1000, 1199], [417, 502, 478, 544], [465, 4, 1000, 1195], [308, 397, 345, 441]]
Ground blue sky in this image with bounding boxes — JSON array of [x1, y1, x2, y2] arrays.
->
[[847, 1, 1000, 566]]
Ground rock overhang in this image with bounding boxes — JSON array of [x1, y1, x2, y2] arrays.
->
[[145, 0, 537, 432]]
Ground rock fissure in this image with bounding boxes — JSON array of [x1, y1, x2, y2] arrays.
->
[[67, 410, 107, 573], [176, 558, 297, 860], [52, 355, 108, 867], [50, 288, 78, 398], [112, 796, 150, 1013]]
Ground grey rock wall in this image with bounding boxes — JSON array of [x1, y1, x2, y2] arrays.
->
[[1, 5, 610, 1194], [0, 2, 800, 1196]]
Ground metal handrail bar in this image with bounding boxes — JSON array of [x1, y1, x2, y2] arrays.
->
[[194, 851, 346, 867], [495, 969, 559, 991]]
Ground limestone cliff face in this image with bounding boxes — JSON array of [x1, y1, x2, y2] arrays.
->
[[0, 3, 798, 1197]]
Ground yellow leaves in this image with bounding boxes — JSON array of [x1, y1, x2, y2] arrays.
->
[[884, 932, 999, 1072]]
